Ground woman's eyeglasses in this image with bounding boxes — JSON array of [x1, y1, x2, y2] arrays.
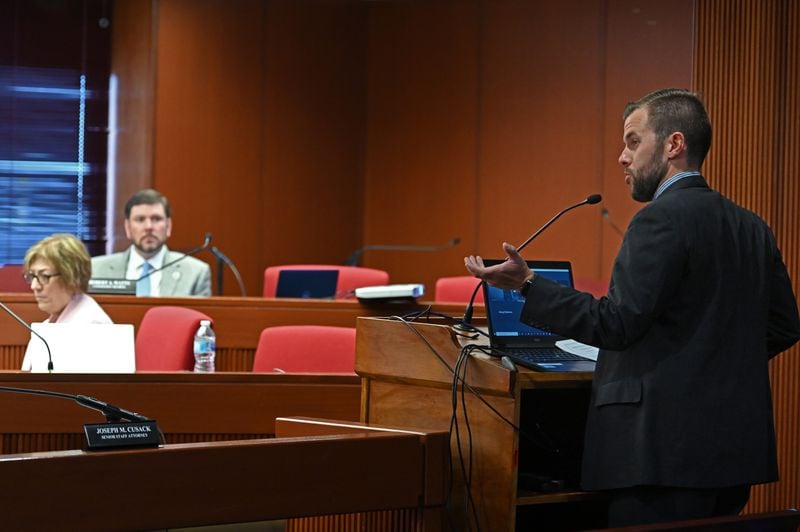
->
[[23, 272, 61, 286]]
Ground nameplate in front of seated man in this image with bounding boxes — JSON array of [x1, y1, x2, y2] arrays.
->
[[87, 278, 136, 295]]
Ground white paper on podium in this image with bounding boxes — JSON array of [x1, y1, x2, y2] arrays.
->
[[555, 339, 599, 361]]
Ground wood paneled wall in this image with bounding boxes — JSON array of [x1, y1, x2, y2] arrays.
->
[[362, 2, 481, 288], [364, 0, 695, 287], [260, 2, 367, 272], [108, 0, 154, 250], [112, 0, 367, 296], [366, 0, 695, 286], [599, 0, 696, 280], [111, 0, 693, 296], [695, 0, 800, 514]]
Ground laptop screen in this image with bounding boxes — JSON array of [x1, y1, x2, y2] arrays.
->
[[483, 260, 574, 345], [275, 270, 339, 299]]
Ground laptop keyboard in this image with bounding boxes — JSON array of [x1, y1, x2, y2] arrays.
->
[[505, 349, 587, 362]]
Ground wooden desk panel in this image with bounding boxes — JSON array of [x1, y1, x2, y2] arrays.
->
[[0, 428, 445, 531], [0, 372, 360, 454], [0, 293, 467, 371]]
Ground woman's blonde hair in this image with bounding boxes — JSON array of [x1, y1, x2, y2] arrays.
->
[[24, 233, 92, 292]]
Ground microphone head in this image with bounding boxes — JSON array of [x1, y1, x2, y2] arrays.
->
[[586, 194, 602, 205]]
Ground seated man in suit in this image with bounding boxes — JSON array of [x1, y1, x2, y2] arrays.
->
[[92, 189, 211, 297]]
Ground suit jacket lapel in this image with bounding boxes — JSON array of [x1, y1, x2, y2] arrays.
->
[[159, 247, 180, 296]]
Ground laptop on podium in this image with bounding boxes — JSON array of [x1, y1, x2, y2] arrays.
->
[[482, 260, 595, 372]]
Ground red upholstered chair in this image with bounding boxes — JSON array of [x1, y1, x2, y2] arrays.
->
[[434, 276, 484, 304], [135, 306, 212, 371], [252, 325, 357, 374], [0, 264, 30, 293], [262, 265, 389, 299]]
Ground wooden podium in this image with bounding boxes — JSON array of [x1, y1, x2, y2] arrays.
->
[[355, 316, 604, 531]]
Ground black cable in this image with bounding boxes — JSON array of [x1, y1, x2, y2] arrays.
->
[[391, 315, 563, 450], [401, 307, 490, 339], [444, 413, 458, 532], [388, 315, 568, 529], [452, 345, 479, 531], [459, 345, 481, 530], [449, 348, 469, 529]]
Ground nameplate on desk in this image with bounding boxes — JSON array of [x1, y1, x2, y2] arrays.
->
[[84, 421, 161, 450], [87, 278, 136, 295]]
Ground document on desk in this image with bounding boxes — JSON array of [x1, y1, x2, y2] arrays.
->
[[555, 339, 599, 361]]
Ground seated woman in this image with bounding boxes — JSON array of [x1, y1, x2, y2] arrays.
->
[[21, 234, 112, 370]]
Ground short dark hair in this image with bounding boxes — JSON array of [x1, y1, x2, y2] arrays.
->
[[124, 189, 171, 219], [623, 88, 712, 168]]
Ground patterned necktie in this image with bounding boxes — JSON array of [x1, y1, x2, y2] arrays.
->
[[137, 261, 152, 296]]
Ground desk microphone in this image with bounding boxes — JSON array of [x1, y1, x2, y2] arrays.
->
[[459, 194, 602, 329], [0, 385, 162, 449], [0, 385, 151, 422], [137, 232, 212, 282], [0, 300, 54, 371], [344, 237, 461, 267], [515, 194, 602, 253], [209, 244, 247, 296]]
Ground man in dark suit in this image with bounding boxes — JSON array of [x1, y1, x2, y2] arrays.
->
[[92, 189, 211, 297], [465, 88, 800, 527]]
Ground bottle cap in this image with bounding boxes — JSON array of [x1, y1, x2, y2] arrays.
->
[[200, 319, 211, 326]]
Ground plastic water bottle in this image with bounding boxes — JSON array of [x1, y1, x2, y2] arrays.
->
[[193, 319, 216, 372]]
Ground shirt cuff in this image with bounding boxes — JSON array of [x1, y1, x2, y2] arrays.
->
[[520, 278, 536, 298]]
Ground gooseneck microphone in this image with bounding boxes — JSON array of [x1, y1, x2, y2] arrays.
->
[[0, 386, 151, 422], [0, 300, 54, 371], [75, 393, 151, 422], [209, 244, 247, 297], [344, 237, 461, 267], [137, 232, 212, 282], [515, 194, 602, 253], [459, 194, 602, 330]]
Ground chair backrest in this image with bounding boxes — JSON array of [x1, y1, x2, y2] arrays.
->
[[262, 265, 389, 299], [0, 264, 30, 293], [252, 325, 357, 374], [434, 276, 484, 304], [135, 306, 212, 371]]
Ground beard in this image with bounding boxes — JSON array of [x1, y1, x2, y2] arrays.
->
[[630, 152, 668, 202], [134, 235, 165, 256]]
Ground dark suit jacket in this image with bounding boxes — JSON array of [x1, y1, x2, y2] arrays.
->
[[521, 175, 800, 490]]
